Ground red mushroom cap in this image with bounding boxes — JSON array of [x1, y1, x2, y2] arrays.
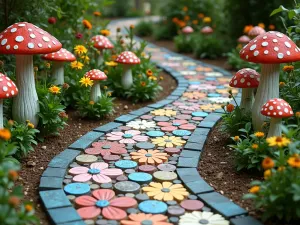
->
[[84, 69, 107, 81], [248, 26, 265, 37], [240, 31, 300, 64], [182, 26, 194, 34], [201, 26, 213, 34], [41, 48, 76, 62], [115, 51, 140, 65], [238, 35, 250, 44], [0, 73, 18, 99], [261, 98, 293, 118], [0, 22, 62, 55], [91, 35, 114, 50], [229, 68, 260, 88]]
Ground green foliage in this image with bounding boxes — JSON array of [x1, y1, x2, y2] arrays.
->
[[135, 21, 154, 37], [174, 34, 193, 53], [193, 35, 224, 59], [226, 48, 261, 71], [153, 23, 176, 40]]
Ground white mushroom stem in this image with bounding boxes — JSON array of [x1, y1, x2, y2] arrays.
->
[[252, 64, 280, 131], [12, 55, 39, 126], [90, 81, 101, 102], [240, 88, 254, 112], [0, 99, 3, 129], [121, 64, 133, 89], [267, 117, 282, 137], [97, 50, 103, 66], [52, 61, 64, 85]]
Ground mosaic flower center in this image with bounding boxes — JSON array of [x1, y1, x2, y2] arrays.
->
[[123, 134, 133, 138], [199, 219, 209, 224], [141, 220, 153, 225], [145, 153, 152, 157], [161, 188, 170, 193], [172, 123, 180, 126], [102, 145, 111, 149], [95, 200, 110, 208], [88, 169, 100, 174]]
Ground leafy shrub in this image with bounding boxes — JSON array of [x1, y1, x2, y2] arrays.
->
[[193, 35, 224, 59], [135, 21, 153, 37], [226, 48, 260, 71], [174, 34, 194, 53], [153, 23, 175, 40]]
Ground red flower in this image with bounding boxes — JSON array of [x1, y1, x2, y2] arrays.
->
[[48, 17, 57, 24], [75, 33, 83, 39], [85, 141, 127, 156]]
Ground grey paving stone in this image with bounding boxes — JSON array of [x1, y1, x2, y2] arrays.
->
[[184, 142, 204, 151], [193, 128, 210, 136], [198, 121, 217, 129], [115, 114, 139, 123], [58, 221, 85, 225], [39, 177, 63, 190], [166, 95, 179, 100], [180, 150, 201, 158], [69, 131, 104, 150], [177, 157, 199, 168], [129, 107, 153, 116], [230, 216, 263, 225], [94, 122, 122, 133], [48, 207, 81, 224], [185, 179, 214, 194], [42, 167, 66, 178], [148, 99, 174, 108], [204, 113, 222, 122], [187, 133, 207, 144], [176, 168, 201, 183], [39, 189, 71, 209], [198, 192, 247, 218], [48, 149, 81, 169]]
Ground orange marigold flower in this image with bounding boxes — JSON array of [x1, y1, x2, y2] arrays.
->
[[146, 69, 153, 77], [8, 170, 18, 181], [130, 24, 135, 29], [111, 55, 118, 60], [89, 101, 95, 105], [177, 20, 186, 28], [100, 29, 110, 36], [8, 196, 20, 208], [262, 157, 275, 170], [226, 104, 235, 112], [198, 13, 205, 19], [254, 132, 264, 138], [141, 81, 146, 87], [295, 112, 300, 118], [258, 23, 265, 29], [182, 6, 188, 12], [27, 123, 34, 129], [252, 144, 258, 149], [233, 136, 239, 142], [287, 155, 300, 168], [249, 186, 260, 194], [93, 11, 101, 16], [82, 19, 92, 30], [0, 128, 11, 141], [184, 15, 190, 21], [268, 24, 275, 30], [279, 82, 285, 87], [172, 17, 179, 24], [283, 65, 294, 72], [243, 25, 253, 34], [25, 204, 33, 212], [192, 20, 198, 25]]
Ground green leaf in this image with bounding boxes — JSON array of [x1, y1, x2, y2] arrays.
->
[[270, 5, 288, 17]]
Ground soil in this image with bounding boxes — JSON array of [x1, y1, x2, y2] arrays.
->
[[16, 71, 176, 225]]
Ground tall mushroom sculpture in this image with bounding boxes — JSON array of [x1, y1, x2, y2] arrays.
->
[[261, 98, 293, 137], [115, 51, 140, 89], [240, 31, 300, 131], [84, 69, 107, 101], [0, 22, 62, 126], [229, 68, 260, 112], [91, 35, 114, 66], [41, 48, 76, 85], [0, 73, 18, 128]]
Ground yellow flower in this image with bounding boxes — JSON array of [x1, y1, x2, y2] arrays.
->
[[130, 149, 169, 165], [142, 182, 189, 201], [266, 136, 291, 148], [141, 52, 146, 57], [149, 76, 157, 81], [49, 85, 61, 94], [277, 166, 285, 172], [203, 17, 211, 23], [74, 45, 87, 55], [93, 11, 101, 16], [27, 123, 34, 129], [79, 77, 93, 87], [152, 136, 186, 148], [82, 19, 92, 29], [25, 204, 33, 212], [107, 92, 112, 97], [264, 169, 272, 180], [159, 76, 164, 80], [254, 132, 264, 138], [103, 86, 108, 90], [105, 61, 118, 67], [182, 6, 188, 12], [0, 128, 11, 141], [71, 61, 84, 70], [151, 109, 176, 117], [100, 29, 110, 36], [258, 23, 265, 29], [233, 136, 239, 142], [252, 144, 258, 149], [262, 157, 275, 170], [45, 62, 51, 68], [296, 112, 300, 118], [249, 186, 260, 194], [287, 156, 300, 168], [81, 55, 90, 63], [89, 101, 95, 105], [283, 65, 294, 72]]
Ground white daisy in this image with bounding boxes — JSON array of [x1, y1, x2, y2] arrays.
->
[[208, 97, 231, 104], [126, 119, 156, 130], [179, 211, 229, 225]]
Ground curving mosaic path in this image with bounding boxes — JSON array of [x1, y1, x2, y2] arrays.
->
[[39, 18, 263, 225]]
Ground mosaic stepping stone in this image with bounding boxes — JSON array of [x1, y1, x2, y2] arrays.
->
[[115, 160, 138, 169], [140, 115, 153, 120], [114, 181, 141, 194], [180, 199, 204, 211], [76, 154, 97, 164], [116, 175, 128, 182], [172, 129, 191, 137], [103, 155, 121, 162], [128, 172, 153, 184], [153, 171, 177, 181], [64, 183, 90, 196], [191, 111, 209, 117], [192, 117, 204, 121], [146, 130, 165, 137], [138, 165, 157, 173], [175, 114, 191, 120], [157, 163, 176, 172], [164, 147, 181, 155], [167, 205, 185, 216], [135, 142, 155, 149], [138, 200, 168, 214], [153, 116, 170, 122]]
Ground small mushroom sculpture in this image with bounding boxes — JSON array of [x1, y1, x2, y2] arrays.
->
[[0, 22, 62, 126], [91, 35, 114, 66], [84, 69, 107, 102], [182, 26, 194, 41], [201, 26, 214, 35], [41, 48, 76, 85], [229, 68, 260, 112], [115, 51, 140, 89], [248, 26, 265, 39], [240, 31, 300, 131], [237, 35, 250, 45], [261, 98, 293, 137], [0, 73, 18, 128]]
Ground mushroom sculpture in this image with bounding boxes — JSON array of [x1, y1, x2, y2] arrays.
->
[[182, 26, 194, 34], [0, 22, 62, 126], [84, 69, 107, 102], [248, 26, 265, 39], [261, 98, 293, 137], [229, 68, 260, 112], [115, 51, 140, 89], [91, 35, 114, 66], [41, 48, 76, 85], [238, 35, 250, 45], [0, 73, 18, 128], [240, 31, 300, 131], [201, 26, 214, 35]]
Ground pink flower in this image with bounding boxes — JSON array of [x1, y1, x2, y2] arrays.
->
[[76, 189, 137, 220], [173, 101, 200, 111], [157, 119, 196, 131], [106, 130, 148, 144], [85, 141, 127, 156], [69, 162, 123, 183]]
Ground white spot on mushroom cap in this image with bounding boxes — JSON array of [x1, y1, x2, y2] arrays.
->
[[15, 36, 24, 42]]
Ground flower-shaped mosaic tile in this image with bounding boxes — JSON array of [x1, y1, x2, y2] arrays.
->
[[106, 130, 148, 144], [152, 136, 186, 148], [130, 149, 169, 165], [85, 141, 127, 156], [151, 109, 177, 117], [126, 119, 156, 130]]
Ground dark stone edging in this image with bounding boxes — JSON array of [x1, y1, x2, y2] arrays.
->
[[38, 19, 261, 225]]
